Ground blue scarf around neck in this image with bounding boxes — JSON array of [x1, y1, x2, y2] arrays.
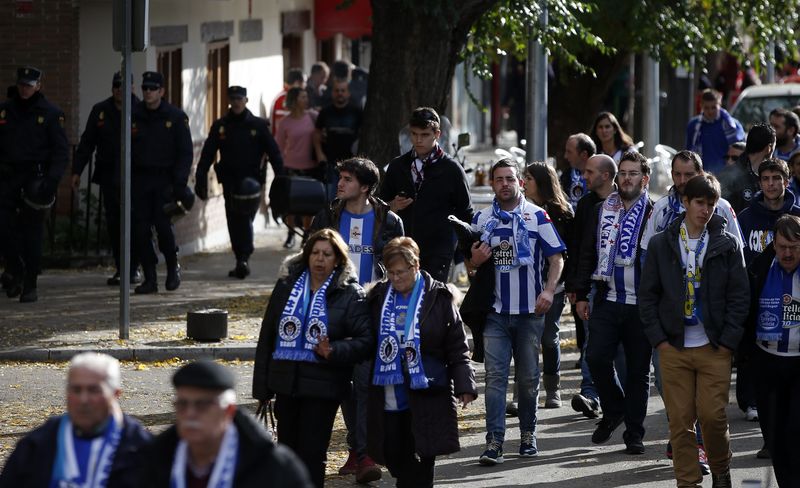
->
[[757, 259, 800, 342], [273, 269, 334, 363], [50, 414, 122, 488], [481, 197, 534, 271]]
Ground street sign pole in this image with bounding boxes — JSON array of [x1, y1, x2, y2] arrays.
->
[[119, 0, 132, 339]]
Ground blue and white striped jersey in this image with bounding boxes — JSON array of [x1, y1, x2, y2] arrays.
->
[[339, 209, 377, 285]]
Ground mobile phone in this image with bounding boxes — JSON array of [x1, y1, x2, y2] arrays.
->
[[397, 191, 410, 198]]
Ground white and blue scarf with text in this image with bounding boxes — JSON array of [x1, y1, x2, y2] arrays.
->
[[50, 414, 122, 488], [169, 422, 238, 488], [372, 274, 429, 390], [481, 197, 535, 271], [273, 269, 334, 363], [757, 259, 800, 342], [593, 190, 649, 281], [690, 108, 740, 156]]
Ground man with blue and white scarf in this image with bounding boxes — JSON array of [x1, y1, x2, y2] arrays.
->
[[139, 360, 312, 488], [0, 353, 151, 488], [685, 88, 744, 174], [574, 151, 654, 455], [468, 159, 566, 465]]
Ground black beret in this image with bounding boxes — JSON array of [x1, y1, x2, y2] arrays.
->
[[17, 66, 42, 86], [172, 360, 235, 390], [141, 71, 164, 89], [227, 86, 247, 98]]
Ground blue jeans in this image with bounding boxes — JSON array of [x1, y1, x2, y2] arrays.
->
[[586, 300, 652, 442], [542, 291, 565, 376], [484, 311, 545, 442]]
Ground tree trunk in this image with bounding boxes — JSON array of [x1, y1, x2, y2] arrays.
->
[[360, 0, 500, 166]]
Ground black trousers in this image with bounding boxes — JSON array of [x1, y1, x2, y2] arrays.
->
[[754, 347, 800, 488], [274, 394, 340, 488], [383, 410, 435, 488], [0, 172, 45, 287], [131, 175, 177, 276], [223, 190, 256, 261]]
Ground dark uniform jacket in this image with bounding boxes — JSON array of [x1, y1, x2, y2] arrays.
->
[[366, 272, 477, 461], [310, 196, 405, 280], [0, 414, 151, 488], [717, 153, 760, 213], [379, 150, 473, 262], [73, 95, 139, 187], [0, 92, 69, 190], [252, 256, 374, 402], [131, 99, 193, 189], [138, 410, 313, 488], [639, 214, 749, 351], [196, 108, 283, 189]]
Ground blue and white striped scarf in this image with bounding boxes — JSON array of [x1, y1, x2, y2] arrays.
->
[[757, 258, 800, 342], [481, 197, 534, 270], [593, 190, 649, 281], [273, 269, 333, 363], [50, 415, 122, 488], [690, 108, 740, 156], [170, 422, 238, 488]]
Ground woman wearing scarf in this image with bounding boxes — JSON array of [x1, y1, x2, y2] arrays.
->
[[365, 237, 477, 488], [747, 214, 800, 488], [252, 228, 373, 487]]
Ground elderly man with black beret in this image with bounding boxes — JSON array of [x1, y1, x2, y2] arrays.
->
[[139, 360, 312, 487]]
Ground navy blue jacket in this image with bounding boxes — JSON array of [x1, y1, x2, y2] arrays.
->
[[196, 108, 283, 188], [73, 94, 139, 186], [0, 91, 69, 185], [737, 189, 800, 266], [0, 414, 152, 488], [131, 99, 193, 188]]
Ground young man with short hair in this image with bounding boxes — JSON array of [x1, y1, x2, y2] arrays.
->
[[718, 123, 776, 213], [686, 88, 745, 174], [574, 151, 654, 454], [639, 174, 749, 488], [310, 157, 403, 483], [469, 159, 565, 464], [380, 107, 473, 282]]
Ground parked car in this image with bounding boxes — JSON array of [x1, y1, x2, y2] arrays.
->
[[730, 83, 800, 131]]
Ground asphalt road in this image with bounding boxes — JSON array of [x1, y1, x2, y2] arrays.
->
[[0, 354, 775, 487]]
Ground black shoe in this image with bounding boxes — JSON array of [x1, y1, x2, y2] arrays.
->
[[571, 394, 601, 419], [5, 275, 22, 298], [228, 260, 250, 279], [711, 470, 732, 488], [131, 269, 142, 284], [591, 415, 624, 444], [283, 232, 295, 249], [756, 445, 770, 459], [165, 264, 181, 291], [0, 271, 12, 290], [19, 286, 38, 303], [624, 437, 645, 455], [134, 280, 158, 294], [505, 402, 518, 417], [107, 272, 121, 286]]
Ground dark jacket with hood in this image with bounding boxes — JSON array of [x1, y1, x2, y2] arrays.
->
[[0, 414, 151, 488], [252, 254, 374, 401], [639, 214, 750, 350], [737, 189, 800, 266], [365, 271, 477, 462], [718, 153, 760, 214], [310, 196, 404, 280], [138, 410, 313, 487]]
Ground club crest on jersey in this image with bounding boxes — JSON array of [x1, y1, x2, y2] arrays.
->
[[523, 212, 531, 221], [743, 188, 753, 201], [278, 316, 301, 341], [351, 226, 361, 239]]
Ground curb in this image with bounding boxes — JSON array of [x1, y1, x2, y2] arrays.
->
[[0, 327, 575, 363]]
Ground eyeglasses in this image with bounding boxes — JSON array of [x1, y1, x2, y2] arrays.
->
[[387, 266, 414, 280], [617, 171, 642, 179], [776, 243, 800, 253], [173, 397, 220, 413], [141, 86, 160, 92]]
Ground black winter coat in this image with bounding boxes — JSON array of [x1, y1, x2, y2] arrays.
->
[[131, 99, 193, 189], [252, 256, 374, 401], [639, 214, 750, 350], [310, 196, 404, 280], [379, 150, 473, 262], [138, 410, 313, 487], [365, 272, 477, 462], [0, 414, 151, 488]]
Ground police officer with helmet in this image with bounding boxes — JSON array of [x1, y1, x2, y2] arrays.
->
[[196, 85, 283, 279], [72, 72, 142, 286], [131, 71, 193, 294], [0, 66, 69, 303]]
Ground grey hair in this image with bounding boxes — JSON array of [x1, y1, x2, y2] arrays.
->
[[69, 352, 121, 391]]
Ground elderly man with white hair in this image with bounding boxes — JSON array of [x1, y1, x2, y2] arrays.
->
[[140, 360, 312, 487], [0, 352, 151, 488]]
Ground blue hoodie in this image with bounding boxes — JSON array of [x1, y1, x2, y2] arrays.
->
[[737, 188, 800, 265]]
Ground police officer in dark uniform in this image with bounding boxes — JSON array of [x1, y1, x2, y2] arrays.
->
[[131, 71, 193, 294], [72, 72, 142, 286], [0, 66, 69, 303], [195, 86, 283, 279]]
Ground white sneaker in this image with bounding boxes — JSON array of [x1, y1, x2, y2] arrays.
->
[[745, 406, 759, 422]]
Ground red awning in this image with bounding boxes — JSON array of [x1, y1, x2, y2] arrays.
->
[[314, 0, 372, 40]]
